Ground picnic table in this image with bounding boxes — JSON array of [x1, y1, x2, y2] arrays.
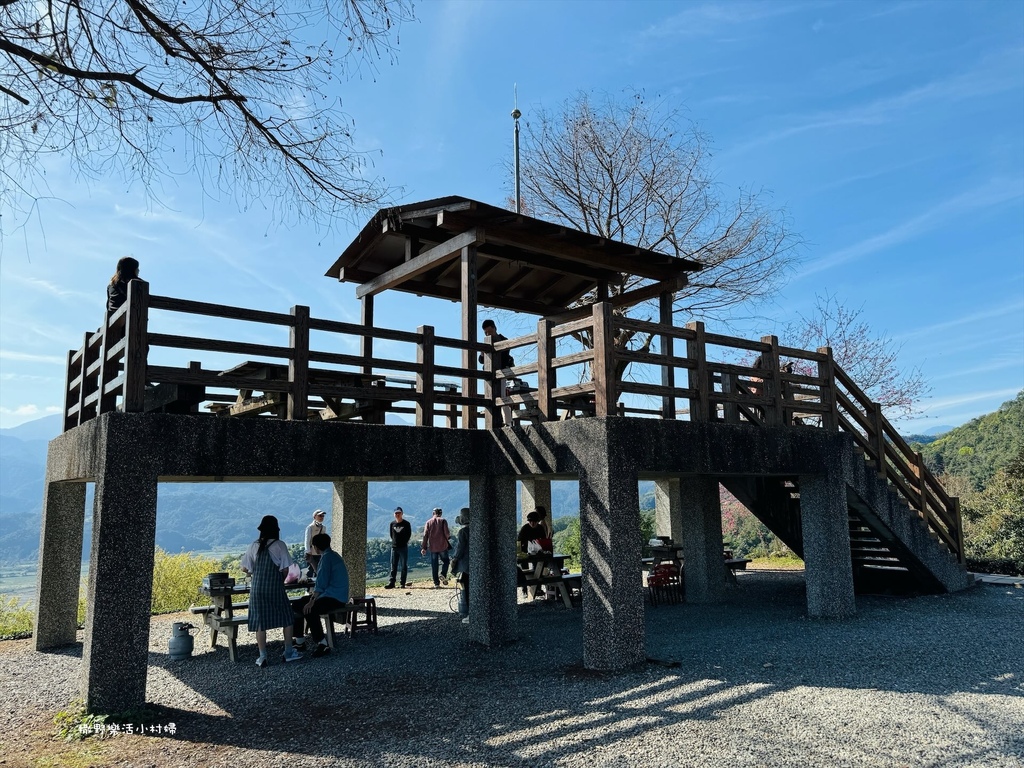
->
[[192, 580, 379, 661], [212, 361, 384, 420], [518, 552, 575, 608], [192, 580, 312, 662]]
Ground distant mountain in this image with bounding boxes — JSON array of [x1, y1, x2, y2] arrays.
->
[[0, 414, 62, 442], [921, 424, 956, 437], [921, 391, 1024, 489], [0, 415, 588, 564]]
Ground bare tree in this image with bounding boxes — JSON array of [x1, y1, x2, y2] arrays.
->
[[515, 90, 800, 321], [1, 0, 413, 234], [784, 293, 930, 419]]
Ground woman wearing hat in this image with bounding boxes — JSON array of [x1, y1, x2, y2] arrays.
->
[[241, 515, 301, 667]]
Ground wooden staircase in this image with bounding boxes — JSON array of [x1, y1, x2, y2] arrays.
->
[[722, 432, 974, 594]]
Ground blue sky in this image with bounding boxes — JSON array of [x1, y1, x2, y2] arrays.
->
[[1, 0, 1022, 433]]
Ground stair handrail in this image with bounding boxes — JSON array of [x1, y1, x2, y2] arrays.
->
[[831, 363, 963, 563]]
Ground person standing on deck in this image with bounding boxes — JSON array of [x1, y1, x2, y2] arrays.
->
[[420, 507, 451, 588], [292, 532, 349, 658], [480, 319, 514, 425], [385, 507, 412, 589], [241, 515, 301, 667], [304, 509, 326, 578]]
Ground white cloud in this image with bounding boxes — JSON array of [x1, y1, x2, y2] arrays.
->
[[0, 404, 60, 417], [898, 300, 1024, 340], [0, 349, 66, 365], [797, 179, 1024, 278], [637, 2, 806, 41], [727, 46, 1024, 157]]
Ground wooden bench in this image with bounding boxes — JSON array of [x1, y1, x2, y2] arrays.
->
[[323, 597, 378, 650], [522, 574, 574, 608], [190, 601, 249, 617], [207, 613, 249, 662]]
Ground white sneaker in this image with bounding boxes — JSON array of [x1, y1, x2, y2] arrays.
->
[[461, 617, 469, 624], [282, 648, 301, 663], [255, 655, 268, 668]]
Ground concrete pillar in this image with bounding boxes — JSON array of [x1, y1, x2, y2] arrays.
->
[[81, 462, 157, 713], [654, 478, 683, 544], [679, 476, 726, 604], [520, 476, 552, 525], [578, 455, 643, 670], [333, 480, 367, 600], [469, 474, 518, 646], [34, 480, 87, 649], [799, 471, 856, 618]]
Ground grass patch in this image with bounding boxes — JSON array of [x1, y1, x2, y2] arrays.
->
[[0, 593, 34, 638], [748, 555, 804, 570]]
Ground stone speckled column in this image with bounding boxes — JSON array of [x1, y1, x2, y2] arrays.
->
[[654, 478, 683, 545], [333, 480, 367, 601], [679, 476, 726, 604], [469, 474, 518, 646], [799, 470, 856, 618], [578, 443, 643, 670], [81, 462, 157, 713], [34, 480, 87, 649]]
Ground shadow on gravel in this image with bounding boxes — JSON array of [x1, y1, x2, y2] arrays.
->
[[141, 571, 1023, 766]]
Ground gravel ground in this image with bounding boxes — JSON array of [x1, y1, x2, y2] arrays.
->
[[1, 571, 1022, 768]]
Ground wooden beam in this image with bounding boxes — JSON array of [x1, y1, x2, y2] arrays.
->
[[438, 210, 696, 279], [356, 228, 484, 298], [546, 276, 687, 324], [461, 245, 478, 428]]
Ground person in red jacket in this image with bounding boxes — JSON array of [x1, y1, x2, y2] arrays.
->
[[420, 507, 451, 588]]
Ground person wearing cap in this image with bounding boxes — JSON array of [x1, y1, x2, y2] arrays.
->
[[241, 515, 301, 667], [385, 506, 412, 589], [420, 507, 451, 588], [451, 508, 471, 621], [303, 509, 326, 578]]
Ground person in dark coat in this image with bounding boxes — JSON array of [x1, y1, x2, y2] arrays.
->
[[106, 257, 140, 315], [451, 508, 471, 621], [385, 506, 412, 589]]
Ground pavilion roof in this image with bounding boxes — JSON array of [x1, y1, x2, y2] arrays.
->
[[325, 196, 702, 316]]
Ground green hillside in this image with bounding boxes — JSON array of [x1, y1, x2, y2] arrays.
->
[[918, 391, 1024, 489]]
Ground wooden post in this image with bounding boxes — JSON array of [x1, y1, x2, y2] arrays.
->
[[685, 321, 709, 423], [953, 497, 965, 564], [97, 312, 117, 415], [913, 451, 929, 519], [63, 348, 78, 432], [760, 335, 784, 426], [870, 402, 887, 478], [482, 334, 496, 430], [536, 318, 554, 422], [288, 305, 310, 421], [416, 325, 435, 427], [817, 346, 838, 431], [122, 279, 149, 413], [461, 245, 478, 429], [721, 372, 739, 424], [592, 302, 615, 417], [76, 332, 93, 425], [660, 291, 675, 420], [360, 295, 374, 377]]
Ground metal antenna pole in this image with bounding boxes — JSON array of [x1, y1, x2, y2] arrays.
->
[[512, 84, 522, 215]]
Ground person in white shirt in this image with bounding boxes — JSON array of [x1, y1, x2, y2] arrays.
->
[[303, 509, 326, 577]]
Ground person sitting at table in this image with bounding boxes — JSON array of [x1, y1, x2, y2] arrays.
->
[[534, 505, 553, 539], [303, 508, 326, 578], [518, 511, 550, 554], [241, 515, 301, 667], [292, 532, 350, 658]]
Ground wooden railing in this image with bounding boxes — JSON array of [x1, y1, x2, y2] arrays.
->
[[63, 283, 962, 562]]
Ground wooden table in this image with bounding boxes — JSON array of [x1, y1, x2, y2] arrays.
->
[[213, 361, 383, 419], [518, 553, 573, 608], [193, 580, 312, 662]]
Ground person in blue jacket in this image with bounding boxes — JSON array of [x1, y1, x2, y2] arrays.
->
[[292, 532, 349, 658]]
